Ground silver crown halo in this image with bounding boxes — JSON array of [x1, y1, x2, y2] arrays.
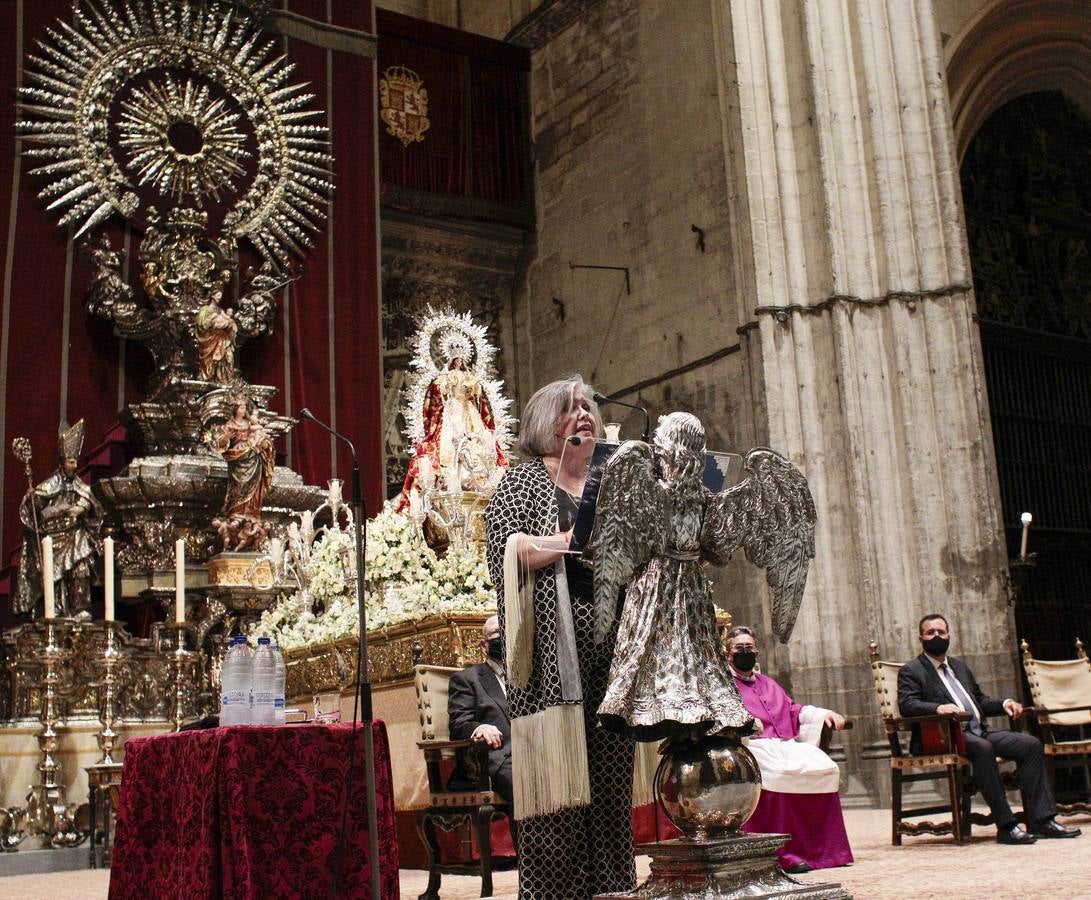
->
[[16, 0, 334, 270], [401, 306, 515, 453]]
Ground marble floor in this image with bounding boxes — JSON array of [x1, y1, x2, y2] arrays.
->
[[0, 808, 1087, 899]]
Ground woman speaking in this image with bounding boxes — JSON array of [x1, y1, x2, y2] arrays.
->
[[485, 376, 636, 899]]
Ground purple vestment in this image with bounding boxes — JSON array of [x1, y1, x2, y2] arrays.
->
[[734, 670, 854, 871], [734, 672, 803, 739]]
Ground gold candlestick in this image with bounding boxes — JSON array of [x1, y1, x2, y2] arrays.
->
[[27, 618, 77, 841], [157, 622, 197, 732], [95, 621, 124, 765]]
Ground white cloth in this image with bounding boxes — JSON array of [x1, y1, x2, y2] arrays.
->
[[744, 707, 840, 794]]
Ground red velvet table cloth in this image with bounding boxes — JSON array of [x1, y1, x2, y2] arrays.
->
[[109, 722, 398, 899]]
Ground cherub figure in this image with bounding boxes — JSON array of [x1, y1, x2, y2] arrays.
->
[[589, 411, 816, 741]]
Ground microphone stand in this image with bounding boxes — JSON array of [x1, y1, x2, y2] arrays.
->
[[593, 391, 651, 441], [298, 409, 379, 900]]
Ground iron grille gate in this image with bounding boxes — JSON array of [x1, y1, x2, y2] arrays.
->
[[979, 320, 1091, 660]]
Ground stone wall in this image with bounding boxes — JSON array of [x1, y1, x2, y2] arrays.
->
[[511, 0, 744, 418]]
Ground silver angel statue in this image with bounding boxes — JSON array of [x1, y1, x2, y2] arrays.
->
[[589, 412, 816, 741]]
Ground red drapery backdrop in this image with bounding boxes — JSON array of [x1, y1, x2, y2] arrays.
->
[[0, 0, 382, 609], [377, 9, 530, 209]]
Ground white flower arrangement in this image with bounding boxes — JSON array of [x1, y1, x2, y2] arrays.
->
[[249, 500, 496, 650]]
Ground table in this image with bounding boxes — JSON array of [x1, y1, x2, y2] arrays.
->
[[86, 761, 124, 868], [108, 722, 398, 899]]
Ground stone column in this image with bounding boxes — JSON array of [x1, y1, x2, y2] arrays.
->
[[712, 0, 1015, 800]]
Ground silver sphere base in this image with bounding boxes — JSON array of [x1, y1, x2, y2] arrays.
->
[[597, 734, 852, 899], [596, 832, 852, 899]]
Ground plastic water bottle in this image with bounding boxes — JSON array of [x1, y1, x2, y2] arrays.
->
[[251, 637, 278, 726], [220, 636, 252, 726], [272, 642, 287, 725]]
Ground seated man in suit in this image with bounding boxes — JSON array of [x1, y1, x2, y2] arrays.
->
[[447, 615, 512, 806], [728, 626, 853, 874], [898, 613, 1081, 844]]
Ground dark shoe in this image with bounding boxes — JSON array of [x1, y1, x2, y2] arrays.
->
[[1030, 818, 1081, 839], [997, 825, 1037, 844], [784, 863, 812, 874]]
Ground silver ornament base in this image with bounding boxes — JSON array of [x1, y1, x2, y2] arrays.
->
[[595, 832, 852, 899]]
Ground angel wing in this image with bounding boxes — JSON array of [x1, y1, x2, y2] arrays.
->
[[586, 441, 671, 643], [701, 448, 816, 643]]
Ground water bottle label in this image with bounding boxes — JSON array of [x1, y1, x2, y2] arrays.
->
[[253, 691, 275, 704], [222, 689, 247, 706], [274, 698, 285, 708]]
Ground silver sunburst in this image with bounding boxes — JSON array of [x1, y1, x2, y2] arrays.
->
[[16, 0, 334, 269], [118, 74, 250, 204]]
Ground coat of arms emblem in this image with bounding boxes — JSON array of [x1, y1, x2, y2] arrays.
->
[[379, 66, 430, 147]]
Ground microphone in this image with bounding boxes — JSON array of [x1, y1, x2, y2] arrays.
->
[[298, 408, 360, 500], [567, 435, 582, 446], [294, 408, 379, 900], [593, 391, 650, 441]]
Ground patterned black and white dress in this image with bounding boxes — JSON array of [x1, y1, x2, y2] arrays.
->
[[486, 457, 636, 900]]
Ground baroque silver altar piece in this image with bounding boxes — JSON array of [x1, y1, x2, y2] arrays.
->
[[16, 0, 333, 266], [13, 0, 333, 594]]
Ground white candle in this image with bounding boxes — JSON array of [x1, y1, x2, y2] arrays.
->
[[302, 510, 313, 535], [409, 488, 422, 517], [269, 537, 284, 567], [1019, 512, 1033, 560], [104, 536, 115, 621], [175, 538, 185, 622], [41, 535, 55, 619], [418, 455, 434, 490], [328, 478, 343, 506]]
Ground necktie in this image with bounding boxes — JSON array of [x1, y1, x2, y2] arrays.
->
[[941, 663, 984, 736]]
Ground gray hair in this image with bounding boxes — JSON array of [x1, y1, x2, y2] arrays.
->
[[517, 375, 602, 457]]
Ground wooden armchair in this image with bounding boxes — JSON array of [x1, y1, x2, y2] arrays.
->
[[413, 664, 513, 900], [1020, 638, 1091, 815], [870, 642, 983, 844]]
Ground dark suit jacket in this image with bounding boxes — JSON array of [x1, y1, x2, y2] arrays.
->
[[897, 653, 1006, 754], [447, 662, 511, 778]]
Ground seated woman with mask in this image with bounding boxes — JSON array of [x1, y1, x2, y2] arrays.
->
[[727, 626, 854, 874]]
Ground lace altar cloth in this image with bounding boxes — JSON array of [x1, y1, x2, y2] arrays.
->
[[108, 722, 398, 899]]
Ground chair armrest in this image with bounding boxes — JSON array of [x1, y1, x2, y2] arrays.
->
[[1027, 704, 1091, 717], [817, 719, 853, 753], [418, 737, 493, 794], [417, 738, 475, 752], [886, 712, 970, 729]]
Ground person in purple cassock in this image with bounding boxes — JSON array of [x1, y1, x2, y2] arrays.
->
[[728, 626, 854, 874]]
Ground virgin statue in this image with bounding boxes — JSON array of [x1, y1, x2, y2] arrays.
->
[[397, 310, 514, 510], [196, 288, 238, 383], [212, 401, 275, 550]]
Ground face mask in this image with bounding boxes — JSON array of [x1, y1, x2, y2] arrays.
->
[[487, 637, 503, 661], [732, 650, 757, 672], [922, 636, 950, 657]]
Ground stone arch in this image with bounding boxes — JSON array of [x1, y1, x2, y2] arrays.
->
[[946, 0, 1091, 163]]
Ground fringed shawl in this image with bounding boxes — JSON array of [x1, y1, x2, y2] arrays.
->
[[486, 458, 592, 818]]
